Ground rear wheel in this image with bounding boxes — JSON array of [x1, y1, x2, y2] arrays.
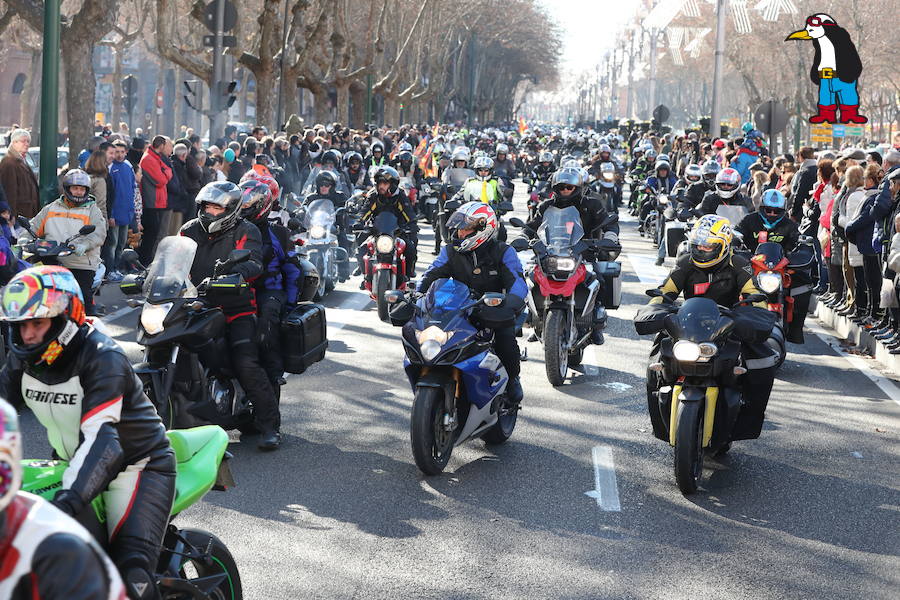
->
[[169, 528, 242, 600], [674, 400, 704, 495], [410, 385, 454, 475], [544, 309, 569, 386], [375, 269, 392, 322]]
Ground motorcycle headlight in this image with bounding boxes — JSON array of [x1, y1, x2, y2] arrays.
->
[[140, 302, 173, 335], [658, 195, 669, 205], [376, 234, 395, 254], [310, 225, 326, 239], [673, 341, 718, 362], [757, 271, 781, 294], [420, 339, 442, 361], [546, 257, 576, 273], [416, 326, 450, 346]]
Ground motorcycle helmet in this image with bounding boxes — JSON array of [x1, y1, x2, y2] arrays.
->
[[450, 146, 470, 168], [373, 166, 400, 196], [314, 169, 339, 193], [446, 202, 498, 253], [240, 169, 280, 203], [0, 266, 86, 366], [715, 168, 741, 199], [689, 214, 733, 270], [600, 162, 616, 181], [0, 398, 21, 513], [657, 153, 670, 164], [742, 121, 754, 134], [632, 147, 644, 158], [684, 163, 702, 184], [344, 151, 363, 170], [496, 143, 509, 158], [321, 149, 342, 169], [655, 161, 671, 177], [196, 181, 243, 234], [538, 150, 554, 167], [397, 151, 414, 167], [551, 168, 583, 207], [701, 160, 721, 187], [759, 189, 787, 229], [239, 179, 274, 224], [62, 168, 92, 206], [645, 149, 658, 162], [599, 144, 611, 159], [370, 141, 385, 156], [473, 156, 494, 181], [398, 141, 413, 153]]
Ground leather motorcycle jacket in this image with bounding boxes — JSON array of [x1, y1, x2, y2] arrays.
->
[[736, 212, 800, 254]]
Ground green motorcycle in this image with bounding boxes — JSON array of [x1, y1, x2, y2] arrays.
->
[[22, 425, 242, 600]]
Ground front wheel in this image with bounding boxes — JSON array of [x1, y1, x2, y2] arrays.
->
[[410, 385, 454, 475], [170, 528, 243, 600], [374, 269, 392, 322], [139, 373, 173, 430], [543, 309, 569, 386], [313, 254, 327, 300], [674, 399, 704, 495], [481, 395, 518, 446]]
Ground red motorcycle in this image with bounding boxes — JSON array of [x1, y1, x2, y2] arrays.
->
[[359, 212, 412, 322]]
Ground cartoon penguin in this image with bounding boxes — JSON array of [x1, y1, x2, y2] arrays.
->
[[786, 13, 866, 125]]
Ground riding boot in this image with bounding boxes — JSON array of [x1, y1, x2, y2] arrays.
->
[[592, 304, 607, 345]]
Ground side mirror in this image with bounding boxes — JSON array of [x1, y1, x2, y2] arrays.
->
[[287, 218, 302, 231], [15, 216, 31, 230], [508, 217, 526, 228], [510, 237, 530, 252], [78, 225, 96, 236], [384, 289, 404, 304], [482, 292, 505, 307]]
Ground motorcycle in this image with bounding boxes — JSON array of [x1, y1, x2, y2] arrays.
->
[[357, 212, 413, 322], [634, 293, 775, 494], [385, 278, 517, 475], [524, 177, 551, 221], [119, 236, 255, 431], [23, 425, 242, 599], [297, 199, 350, 300], [435, 167, 475, 252], [419, 177, 441, 224], [15, 216, 96, 266], [745, 232, 816, 367], [509, 208, 621, 386]]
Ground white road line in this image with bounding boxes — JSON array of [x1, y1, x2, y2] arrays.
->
[[328, 291, 374, 331], [626, 253, 667, 285], [100, 305, 137, 323], [584, 445, 621, 511], [808, 321, 900, 408], [583, 345, 599, 377]]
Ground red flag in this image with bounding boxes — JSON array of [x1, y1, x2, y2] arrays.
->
[[518, 116, 527, 135]]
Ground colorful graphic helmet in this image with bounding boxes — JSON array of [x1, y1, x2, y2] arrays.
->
[[0, 266, 86, 364], [0, 398, 21, 513], [241, 169, 280, 203], [239, 179, 274, 224], [689, 215, 733, 269], [473, 156, 494, 180], [446, 202, 498, 253]]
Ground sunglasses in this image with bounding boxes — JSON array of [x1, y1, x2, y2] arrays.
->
[[558, 184, 577, 191], [805, 16, 834, 27]]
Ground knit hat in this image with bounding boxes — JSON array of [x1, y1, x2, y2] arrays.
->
[[223, 148, 236, 163]]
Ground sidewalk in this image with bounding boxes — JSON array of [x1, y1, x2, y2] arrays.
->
[[814, 297, 900, 377]]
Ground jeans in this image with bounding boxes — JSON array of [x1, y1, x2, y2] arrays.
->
[[861, 254, 883, 317], [818, 77, 859, 106], [69, 268, 96, 316], [101, 224, 128, 272]]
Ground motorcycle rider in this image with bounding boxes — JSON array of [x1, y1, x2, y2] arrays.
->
[[493, 143, 517, 186], [674, 163, 703, 199], [527, 168, 621, 344], [239, 180, 303, 391], [698, 167, 753, 216], [418, 202, 525, 406], [364, 140, 389, 171], [736, 189, 809, 343], [180, 181, 282, 450], [642, 161, 679, 265], [304, 170, 348, 209], [342, 151, 367, 191], [648, 215, 777, 442], [29, 169, 106, 316], [0, 266, 175, 600], [394, 150, 423, 208], [356, 166, 418, 286], [680, 160, 721, 212], [0, 398, 128, 600]]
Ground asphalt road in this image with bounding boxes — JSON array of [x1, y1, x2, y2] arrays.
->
[[18, 183, 900, 599]]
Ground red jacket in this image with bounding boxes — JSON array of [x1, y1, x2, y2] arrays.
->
[[139, 148, 173, 209]]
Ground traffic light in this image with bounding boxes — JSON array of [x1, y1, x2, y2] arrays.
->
[[184, 80, 202, 111], [216, 81, 237, 110], [122, 75, 138, 115]]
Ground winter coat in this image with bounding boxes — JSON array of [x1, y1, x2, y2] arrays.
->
[[30, 196, 107, 270], [839, 188, 866, 266], [845, 188, 880, 255], [0, 151, 40, 218], [108, 159, 137, 226], [139, 148, 172, 210]]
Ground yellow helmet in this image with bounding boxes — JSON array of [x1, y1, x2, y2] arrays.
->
[[689, 214, 732, 269]]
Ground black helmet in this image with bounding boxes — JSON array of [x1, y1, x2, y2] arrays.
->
[[196, 181, 243, 234], [398, 151, 413, 165], [344, 151, 362, 169], [550, 168, 583, 207], [373, 166, 400, 196], [321, 149, 342, 169], [701, 160, 721, 188], [315, 170, 339, 191]]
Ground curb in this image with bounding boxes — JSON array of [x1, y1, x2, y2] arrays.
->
[[814, 298, 900, 376]]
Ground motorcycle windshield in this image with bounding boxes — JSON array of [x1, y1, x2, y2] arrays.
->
[[373, 211, 399, 235], [301, 167, 349, 196], [715, 204, 748, 224], [667, 297, 732, 343], [537, 206, 584, 255], [420, 278, 475, 332], [143, 236, 198, 300], [304, 199, 337, 232], [755, 241, 784, 267], [443, 168, 475, 188]]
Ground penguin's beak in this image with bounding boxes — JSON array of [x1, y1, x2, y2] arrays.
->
[[785, 29, 812, 40]]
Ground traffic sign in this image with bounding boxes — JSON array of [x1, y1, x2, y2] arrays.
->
[[155, 88, 164, 109], [122, 75, 138, 96], [845, 125, 865, 137], [831, 125, 846, 138], [753, 100, 789, 137], [202, 0, 237, 33], [652, 104, 670, 124]]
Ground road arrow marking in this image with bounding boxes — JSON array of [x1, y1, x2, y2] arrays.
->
[[585, 445, 621, 511]]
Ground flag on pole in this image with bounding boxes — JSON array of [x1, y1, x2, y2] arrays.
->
[[518, 116, 528, 135]]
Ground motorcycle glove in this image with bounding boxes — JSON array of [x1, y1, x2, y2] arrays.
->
[[51, 489, 87, 518], [72, 243, 88, 256]]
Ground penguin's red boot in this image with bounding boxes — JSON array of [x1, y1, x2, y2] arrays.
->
[[839, 104, 868, 124], [809, 104, 837, 124]]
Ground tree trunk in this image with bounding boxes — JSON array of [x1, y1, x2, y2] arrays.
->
[[254, 68, 277, 131], [61, 38, 97, 167], [383, 95, 399, 127], [335, 81, 351, 126], [350, 83, 365, 128], [20, 49, 41, 128], [312, 87, 330, 124]]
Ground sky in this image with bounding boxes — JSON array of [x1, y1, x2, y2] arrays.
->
[[541, 0, 642, 73]]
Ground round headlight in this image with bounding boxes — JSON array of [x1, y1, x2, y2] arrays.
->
[[673, 340, 701, 362], [376, 235, 394, 254], [420, 339, 442, 361], [757, 271, 781, 294], [310, 224, 326, 239], [140, 302, 173, 336]]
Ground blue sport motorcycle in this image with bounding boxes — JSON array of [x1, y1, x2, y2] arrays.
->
[[387, 278, 518, 475]]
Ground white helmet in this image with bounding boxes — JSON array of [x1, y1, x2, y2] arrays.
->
[[447, 202, 499, 253], [715, 168, 741, 199], [0, 398, 22, 512]]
